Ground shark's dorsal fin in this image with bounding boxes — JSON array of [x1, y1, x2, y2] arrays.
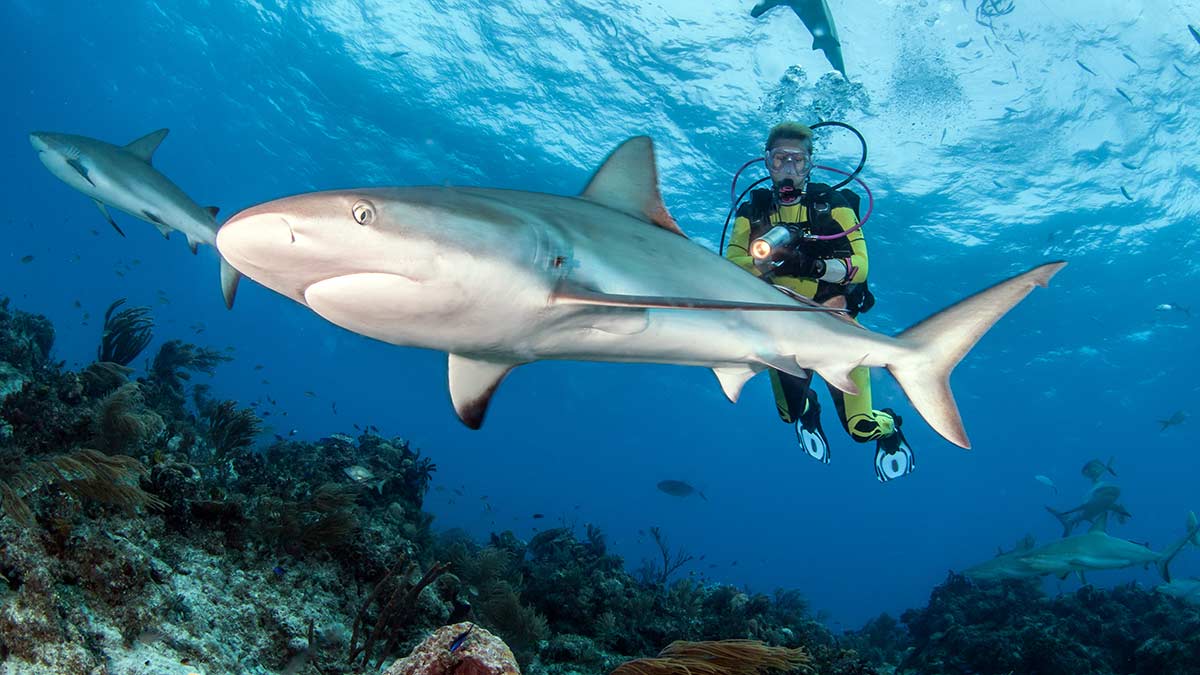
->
[[448, 354, 518, 429], [125, 128, 169, 164], [580, 136, 686, 237]]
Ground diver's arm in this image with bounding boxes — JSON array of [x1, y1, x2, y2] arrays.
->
[[725, 215, 765, 276], [821, 207, 868, 284]]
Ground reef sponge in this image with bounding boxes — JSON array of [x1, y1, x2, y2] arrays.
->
[[382, 621, 519, 675], [96, 382, 165, 452], [97, 299, 154, 366], [612, 640, 813, 675], [0, 448, 165, 526]]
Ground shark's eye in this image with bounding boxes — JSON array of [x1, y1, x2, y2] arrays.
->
[[352, 199, 375, 226]]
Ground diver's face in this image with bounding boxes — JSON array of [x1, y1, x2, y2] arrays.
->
[[767, 138, 812, 204]]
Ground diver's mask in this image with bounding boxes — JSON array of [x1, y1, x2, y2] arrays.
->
[[766, 146, 812, 205]]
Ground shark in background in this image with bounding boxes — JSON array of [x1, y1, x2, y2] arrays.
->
[[215, 135, 1062, 443], [751, 0, 847, 79], [1047, 483, 1132, 537], [964, 512, 1200, 584], [29, 128, 241, 309]]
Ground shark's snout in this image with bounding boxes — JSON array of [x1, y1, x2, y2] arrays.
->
[[217, 211, 297, 268], [29, 132, 50, 154]]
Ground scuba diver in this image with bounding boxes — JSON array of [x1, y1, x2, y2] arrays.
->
[[722, 121, 915, 482]]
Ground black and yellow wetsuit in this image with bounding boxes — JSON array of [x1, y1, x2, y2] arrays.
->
[[724, 185, 896, 444]]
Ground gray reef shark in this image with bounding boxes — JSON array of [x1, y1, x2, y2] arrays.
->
[[30, 129, 240, 309], [1157, 578, 1200, 602], [215, 136, 1062, 441], [1046, 483, 1132, 537], [751, 0, 847, 78], [965, 512, 1200, 584]]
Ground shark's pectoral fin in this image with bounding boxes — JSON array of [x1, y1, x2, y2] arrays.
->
[[219, 256, 241, 310], [579, 136, 686, 237], [94, 200, 124, 237], [448, 354, 519, 429], [712, 365, 763, 403], [750, 0, 783, 18], [186, 233, 201, 254], [551, 279, 848, 314], [67, 158, 95, 186], [125, 128, 169, 164], [204, 206, 220, 220]]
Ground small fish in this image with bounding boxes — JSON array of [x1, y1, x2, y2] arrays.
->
[[1076, 60, 1096, 75], [288, 429, 298, 436], [1116, 88, 1133, 104], [1123, 53, 1139, 67], [1175, 64, 1192, 79], [1034, 475, 1058, 494], [1082, 457, 1117, 482], [1190, 24, 1200, 45], [331, 402, 338, 415], [353, 423, 361, 430], [272, 565, 287, 577], [1155, 303, 1190, 316], [532, 513, 544, 519], [20, 255, 33, 263], [389, 50, 408, 58], [1120, 186, 1133, 201], [940, 128, 947, 144], [304, 391, 316, 398], [254, 364, 264, 370], [368, 424, 379, 433], [1011, 61, 1018, 78], [955, 39, 972, 48], [993, 180, 1004, 189], [135, 628, 165, 644], [1004, 106, 1021, 113], [992, 79, 1007, 85], [73, 300, 81, 308], [274, 433, 284, 441], [1120, 161, 1138, 170], [1158, 410, 1188, 431]]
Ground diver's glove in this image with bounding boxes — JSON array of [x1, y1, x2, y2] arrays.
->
[[774, 250, 823, 278]]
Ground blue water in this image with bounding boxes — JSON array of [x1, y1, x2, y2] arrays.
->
[[3, 0, 1199, 630]]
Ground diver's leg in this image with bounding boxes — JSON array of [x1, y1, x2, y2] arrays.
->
[[773, 369, 831, 463], [825, 367, 915, 482]]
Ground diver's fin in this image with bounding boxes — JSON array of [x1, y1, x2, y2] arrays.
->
[[186, 233, 201, 254], [94, 200, 124, 237], [448, 354, 518, 430], [219, 256, 241, 310], [552, 279, 847, 314], [712, 365, 761, 403], [884, 261, 1066, 449], [579, 136, 685, 237], [125, 128, 169, 164]]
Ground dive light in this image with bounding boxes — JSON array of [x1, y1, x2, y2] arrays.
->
[[750, 224, 803, 261]]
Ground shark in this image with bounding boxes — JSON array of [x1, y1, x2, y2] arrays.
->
[[30, 129, 241, 309], [965, 512, 1200, 584], [1046, 483, 1132, 537], [1157, 578, 1200, 602], [215, 136, 1062, 443], [751, 0, 847, 78]]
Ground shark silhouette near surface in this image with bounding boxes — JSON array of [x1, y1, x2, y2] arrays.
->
[[751, 0, 847, 78]]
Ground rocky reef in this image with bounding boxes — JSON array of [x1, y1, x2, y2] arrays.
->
[[5, 296, 1197, 675]]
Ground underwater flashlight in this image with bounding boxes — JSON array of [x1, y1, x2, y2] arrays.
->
[[750, 224, 802, 260]]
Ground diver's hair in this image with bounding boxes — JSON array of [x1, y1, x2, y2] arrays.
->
[[765, 121, 813, 152]]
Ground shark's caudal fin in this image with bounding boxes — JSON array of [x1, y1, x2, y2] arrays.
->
[[885, 262, 1066, 449], [1157, 511, 1200, 582], [1046, 506, 1074, 538]]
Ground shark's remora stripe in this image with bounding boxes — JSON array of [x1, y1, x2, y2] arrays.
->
[[30, 128, 241, 309], [216, 136, 1063, 444]]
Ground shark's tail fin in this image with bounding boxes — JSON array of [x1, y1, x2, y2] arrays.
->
[[1157, 511, 1199, 582], [884, 262, 1066, 448], [220, 255, 241, 310], [1045, 506, 1073, 538]]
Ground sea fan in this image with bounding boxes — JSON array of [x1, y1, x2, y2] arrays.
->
[[97, 299, 153, 366], [612, 640, 813, 675], [0, 448, 166, 526]]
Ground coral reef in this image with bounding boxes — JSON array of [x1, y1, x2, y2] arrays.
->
[[383, 622, 520, 675]]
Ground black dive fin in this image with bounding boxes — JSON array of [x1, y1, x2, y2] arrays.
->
[[94, 200, 124, 237]]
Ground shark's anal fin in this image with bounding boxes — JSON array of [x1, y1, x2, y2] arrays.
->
[[551, 279, 848, 314], [448, 354, 519, 429], [712, 365, 762, 403], [579, 136, 687, 237], [142, 210, 172, 238], [125, 128, 169, 164], [185, 233, 201, 254], [94, 200, 124, 237], [67, 158, 95, 186]]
